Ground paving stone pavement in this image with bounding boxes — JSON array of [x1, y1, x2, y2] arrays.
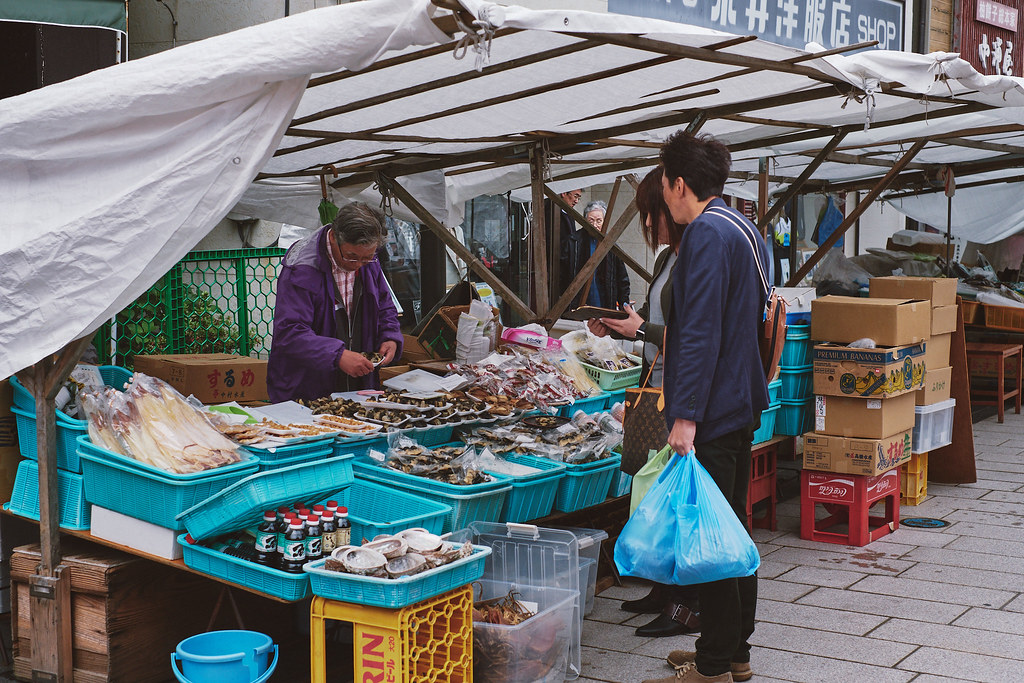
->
[[579, 411, 1024, 683]]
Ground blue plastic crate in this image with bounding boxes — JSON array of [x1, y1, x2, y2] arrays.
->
[[10, 365, 133, 413], [605, 388, 626, 411], [177, 454, 354, 541], [77, 437, 259, 530], [608, 470, 633, 498], [753, 402, 781, 444], [178, 535, 310, 601], [12, 406, 86, 472], [353, 457, 509, 497], [304, 545, 490, 608], [338, 477, 452, 540], [554, 453, 622, 513], [4, 459, 91, 530], [255, 448, 332, 472], [411, 424, 455, 447], [776, 398, 813, 436], [781, 325, 812, 368], [332, 434, 387, 460], [779, 364, 813, 400], [487, 454, 565, 524], [353, 461, 510, 534], [767, 379, 783, 404], [246, 439, 334, 472], [557, 392, 610, 417]]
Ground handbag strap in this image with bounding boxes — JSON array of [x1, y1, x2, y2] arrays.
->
[[704, 206, 774, 317], [640, 347, 660, 390]]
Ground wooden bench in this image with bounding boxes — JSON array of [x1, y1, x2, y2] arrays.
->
[[966, 342, 1023, 423]]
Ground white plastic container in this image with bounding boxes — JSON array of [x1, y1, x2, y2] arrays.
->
[[556, 527, 608, 617], [472, 580, 578, 683], [912, 398, 956, 453]]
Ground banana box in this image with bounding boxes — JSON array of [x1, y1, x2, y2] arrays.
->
[[813, 342, 926, 399]]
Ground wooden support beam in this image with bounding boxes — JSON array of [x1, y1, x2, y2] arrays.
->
[[758, 157, 769, 237], [605, 176, 622, 229], [542, 199, 639, 325], [380, 175, 536, 321], [786, 139, 927, 286], [530, 146, 550, 316], [886, 171, 1024, 198], [545, 187, 651, 283], [757, 131, 847, 232]]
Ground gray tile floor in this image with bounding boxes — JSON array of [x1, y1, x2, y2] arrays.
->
[[580, 411, 1024, 683]]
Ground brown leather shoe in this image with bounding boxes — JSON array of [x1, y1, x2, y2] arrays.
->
[[642, 661, 733, 683], [666, 651, 752, 682]]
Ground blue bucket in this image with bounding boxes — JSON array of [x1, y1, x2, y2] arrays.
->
[[172, 630, 278, 683]]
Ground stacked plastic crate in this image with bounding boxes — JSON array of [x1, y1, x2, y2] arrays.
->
[[775, 323, 813, 436], [869, 277, 959, 505], [800, 295, 932, 546]]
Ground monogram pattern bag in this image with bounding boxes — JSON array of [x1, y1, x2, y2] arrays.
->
[[621, 348, 668, 476]]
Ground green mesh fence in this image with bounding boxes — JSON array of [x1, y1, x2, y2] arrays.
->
[[94, 247, 285, 367]]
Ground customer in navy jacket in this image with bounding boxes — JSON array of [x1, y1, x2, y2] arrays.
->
[[643, 133, 769, 683]]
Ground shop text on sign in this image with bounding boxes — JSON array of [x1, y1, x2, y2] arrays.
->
[[609, 0, 905, 51], [977, 0, 1018, 31], [957, 0, 1020, 76]]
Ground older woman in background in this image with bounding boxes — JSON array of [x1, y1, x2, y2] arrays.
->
[[576, 200, 631, 308]]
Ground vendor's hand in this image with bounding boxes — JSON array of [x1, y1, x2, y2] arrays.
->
[[668, 418, 697, 457], [378, 340, 398, 366], [602, 304, 645, 339], [338, 349, 374, 378], [587, 318, 611, 337]]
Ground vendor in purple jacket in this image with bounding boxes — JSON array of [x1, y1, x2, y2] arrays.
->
[[267, 202, 403, 402]]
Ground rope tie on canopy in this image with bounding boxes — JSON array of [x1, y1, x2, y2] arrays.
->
[[541, 138, 561, 181], [452, 7, 499, 72], [372, 172, 395, 217]]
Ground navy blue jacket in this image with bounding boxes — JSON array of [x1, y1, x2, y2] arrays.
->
[[663, 198, 770, 444]]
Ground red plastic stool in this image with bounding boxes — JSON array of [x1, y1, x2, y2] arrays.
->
[[747, 442, 777, 531], [800, 468, 900, 546]]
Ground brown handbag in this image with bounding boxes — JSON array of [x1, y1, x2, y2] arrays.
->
[[621, 348, 669, 476]]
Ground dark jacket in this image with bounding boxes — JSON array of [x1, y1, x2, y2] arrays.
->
[[663, 198, 770, 444], [267, 226, 403, 402], [577, 232, 630, 308]]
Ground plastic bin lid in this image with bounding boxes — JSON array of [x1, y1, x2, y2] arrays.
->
[[553, 526, 609, 549], [176, 454, 354, 541]]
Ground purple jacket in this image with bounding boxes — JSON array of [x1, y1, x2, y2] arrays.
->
[[267, 226, 403, 402]]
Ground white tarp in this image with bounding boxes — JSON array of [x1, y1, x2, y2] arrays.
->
[[6, 0, 1024, 380]]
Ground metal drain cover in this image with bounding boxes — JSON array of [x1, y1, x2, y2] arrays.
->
[[901, 517, 950, 529]]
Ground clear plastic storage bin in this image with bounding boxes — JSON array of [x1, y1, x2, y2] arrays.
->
[[556, 527, 608, 616], [912, 398, 955, 453]]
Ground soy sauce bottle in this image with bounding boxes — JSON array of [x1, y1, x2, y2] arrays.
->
[[305, 515, 323, 563], [320, 510, 338, 554], [336, 506, 351, 547], [278, 513, 297, 568], [281, 519, 307, 573], [254, 510, 278, 566]]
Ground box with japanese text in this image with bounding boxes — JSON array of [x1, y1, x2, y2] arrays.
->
[[813, 343, 926, 399], [916, 366, 952, 406], [868, 276, 957, 307], [812, 296, 931, 347], [813, 392, 916, 439], [132, 354, 267, 404], [802, 428, 913, 476]]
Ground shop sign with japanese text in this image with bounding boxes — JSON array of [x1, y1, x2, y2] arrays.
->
[[609, 0, 906, 51], [956, 0, 1020, 75]]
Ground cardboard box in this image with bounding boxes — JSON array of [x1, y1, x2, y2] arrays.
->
[[401, 334, 434, 363], [813, 342, 926, 398], [916, 365, 952, 405], [869, 276, 958, 307], [924, 333, 951, 369], [813, 391, 917, 439], [132, 353, 268, 404], [812, 296, 931, 346], [884, 238, 955, 260], [90, 505, 183, 560], [379, 364, 411, 383], [931, 305, 957, 335], [803, 428, 913, 476]]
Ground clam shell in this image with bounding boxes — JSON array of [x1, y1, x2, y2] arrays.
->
[[363, 537, 409, 560], [386, 553, 427, 578], [395, 528, 443, 553], [337, 546, 387, 576]]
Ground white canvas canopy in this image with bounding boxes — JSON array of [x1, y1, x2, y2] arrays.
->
[[5, 0, 1024, 379]]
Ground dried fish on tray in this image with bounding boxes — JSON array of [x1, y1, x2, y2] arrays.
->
[[313, 414, 381, 435]]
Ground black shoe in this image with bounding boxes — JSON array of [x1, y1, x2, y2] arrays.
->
[[621, 585, 667, 614], [634, 604, 701, 638]]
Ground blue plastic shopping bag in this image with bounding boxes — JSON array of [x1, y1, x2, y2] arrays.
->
[[614, 450, 760, 585]]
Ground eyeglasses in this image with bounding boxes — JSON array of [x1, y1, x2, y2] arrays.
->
[[567, 192, 583, 201], [339, 252, 378, 265]]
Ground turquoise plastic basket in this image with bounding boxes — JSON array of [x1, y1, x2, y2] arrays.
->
[[752, 402, 781, 444], [487, 454, 566, 524], [176, 455, 355, 541], [767, 379, 783, 404], [353, 457, 509, 497], [554, 453, 622, 513], [557, 392, 610, 417], [12, 405, 86, 473], [605, 388, 626, 411], [338, 477, 452, 540], [77, 437, 259, 530], [177, 535, 310, 602], [246, 439, 334, 472], [411, 424, 455, 447], [331, 435, 387, 460], [781, 325, 812, 367], [255, 448, 332, 472], [779, 364, 813, 400], [352, 461, 510, 534], [608, 470, 633, 498], [4, 459, 91, 530], [776, 398, 813, 436], [303, 545, 490, 608], [10, 365, 133, 413]]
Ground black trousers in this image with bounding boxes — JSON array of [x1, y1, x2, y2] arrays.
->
[[692, 425, 758, 676]]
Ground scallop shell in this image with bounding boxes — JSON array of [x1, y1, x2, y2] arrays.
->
[[363, 537, 409, 560], [336, 545, 387, 576], [386, 553, 427, 578], [395, 528, 443, 553]]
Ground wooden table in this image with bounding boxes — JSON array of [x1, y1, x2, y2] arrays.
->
[[965, 342, 1023, 423]]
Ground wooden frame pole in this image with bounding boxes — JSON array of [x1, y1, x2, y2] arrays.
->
[[530, 145, 550, 317], [756, 131, 848, 232]]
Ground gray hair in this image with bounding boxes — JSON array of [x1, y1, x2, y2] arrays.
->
[[583, 200, 607, 217], [330, 202, 387, 247]]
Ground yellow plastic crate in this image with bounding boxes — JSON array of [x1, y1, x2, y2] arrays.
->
[[310, 586, 472, 683], [900, 451, 928, 505]]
